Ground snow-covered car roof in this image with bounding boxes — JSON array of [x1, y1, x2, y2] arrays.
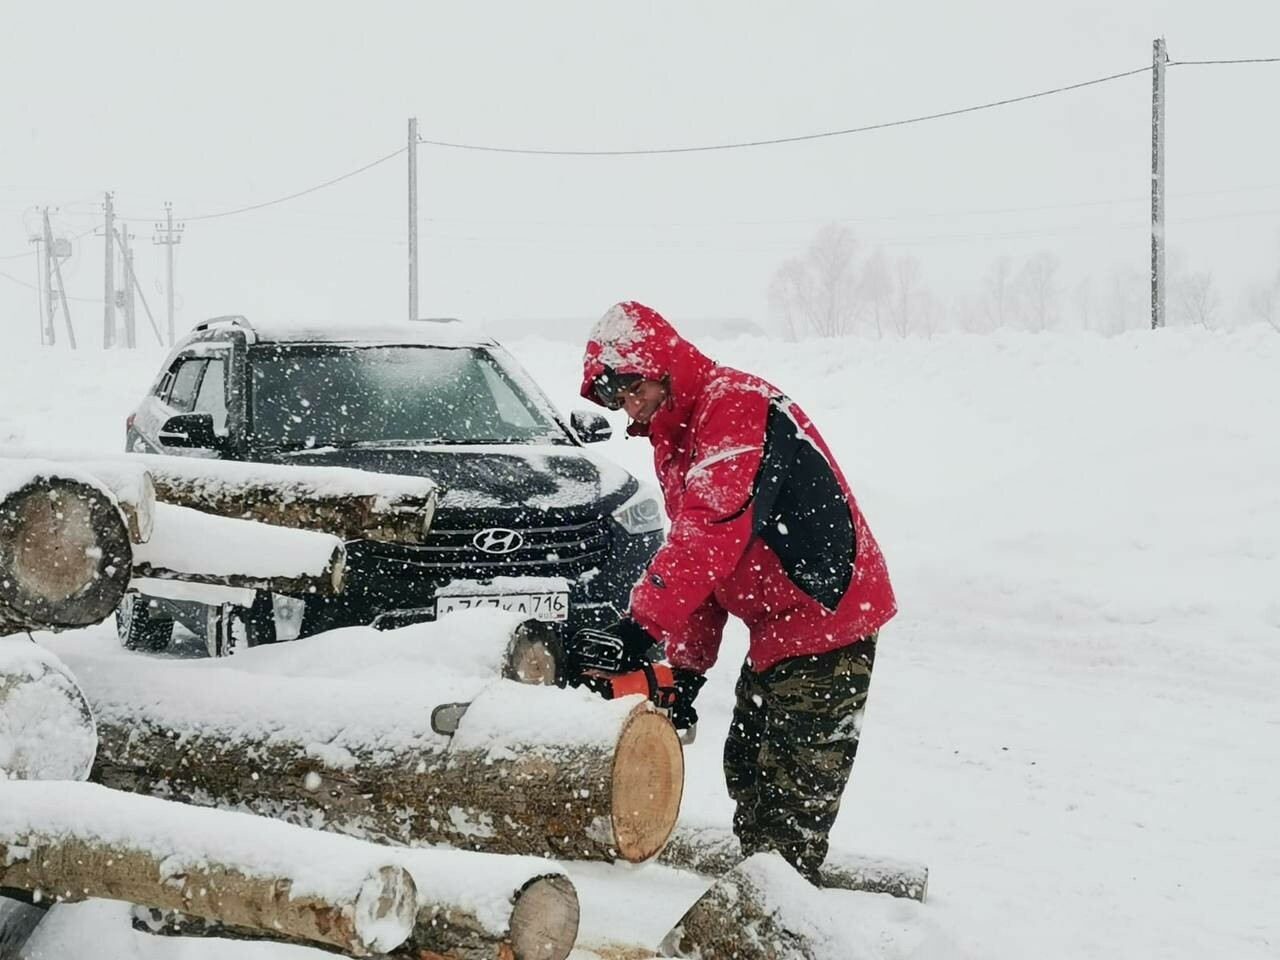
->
[[249, 318, 498, 348], [183, 315, 499, 349]]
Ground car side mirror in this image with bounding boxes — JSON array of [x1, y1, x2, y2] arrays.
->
[[570, 410, 612, 444], [159, 413, 224, 450]]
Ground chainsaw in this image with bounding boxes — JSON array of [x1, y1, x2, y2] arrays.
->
[[432, 626, 696, 743]]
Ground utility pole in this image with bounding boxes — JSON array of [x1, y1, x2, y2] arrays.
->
[[117, 226, 137, 348], [1151, 37, 1167, 330], [103, 192, 116, 347], [116, 227, 165, 346], [153, 202, 183, 346], [43, 209, 75, 349], [408, 116, 419, 322], [28, 231, 48, 345]]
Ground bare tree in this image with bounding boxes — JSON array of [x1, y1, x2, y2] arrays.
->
[[982, 256, 1017, 331], [1175, 271, 1220, 329], [768, 258, 812, 342], [767, 224, 859, 338], [858, 248, 890, 338], [887, 255, 923, 338], [1071, 276, 1096, 333], [1105, 266, 1147, 334], [1246, 278, 1280, 331], [1016, 252, 1060, 332]]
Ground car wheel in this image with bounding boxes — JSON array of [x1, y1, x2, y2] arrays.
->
[[116, 594, 174, 652]]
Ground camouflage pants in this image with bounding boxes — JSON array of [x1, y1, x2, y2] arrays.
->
[[723, 634, 877, 880]]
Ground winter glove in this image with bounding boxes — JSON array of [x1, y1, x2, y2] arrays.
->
[[602, 615, 663, 666], [564, 615, 662, 681], [668, 667, 707, 731]]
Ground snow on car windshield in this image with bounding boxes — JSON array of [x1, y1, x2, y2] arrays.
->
[[248, 344, 566, 448]]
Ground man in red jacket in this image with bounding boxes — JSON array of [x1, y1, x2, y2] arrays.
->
[[578, 301, 897, 879]]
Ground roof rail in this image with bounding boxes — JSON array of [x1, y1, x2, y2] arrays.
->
[[193, 314, 255, 334], [411, 316, 462, 324]]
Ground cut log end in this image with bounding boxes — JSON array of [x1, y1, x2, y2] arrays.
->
[[610, 709, 683, 863], [508, 875, 580, 960], [353, 864, 419, 954], [0, 653, 98, 782], [0, 477, 132, 632]]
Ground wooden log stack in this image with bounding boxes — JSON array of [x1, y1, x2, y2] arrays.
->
[[84, 667, 683, 864], [135, 848, 581, 960], [0, 448, 440, 545], [0, 780, 418, 957]]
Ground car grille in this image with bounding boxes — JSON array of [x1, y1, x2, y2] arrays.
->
[[366, 516, 612, 572]]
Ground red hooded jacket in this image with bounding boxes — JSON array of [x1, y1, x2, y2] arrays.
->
[[581, 302, 896, 673]]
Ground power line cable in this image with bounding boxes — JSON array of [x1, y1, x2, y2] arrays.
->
[[1169, 57, 1280, 66], [0, 264, 103, 302], [417, 65, 1154, 156], [118, 146, 408, 223]]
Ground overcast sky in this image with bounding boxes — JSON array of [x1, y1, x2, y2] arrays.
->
[[2, 1, 1277, 343]]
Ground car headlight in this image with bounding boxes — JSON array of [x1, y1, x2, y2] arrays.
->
[[612, 489, 665, 534]]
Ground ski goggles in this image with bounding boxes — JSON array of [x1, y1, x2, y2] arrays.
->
[[591, 368, 643, 410]]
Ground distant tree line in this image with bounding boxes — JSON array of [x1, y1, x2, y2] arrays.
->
[[768, 223, 1280, 338]]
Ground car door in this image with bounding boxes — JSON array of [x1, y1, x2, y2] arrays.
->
[[135, 353, 232, 458]]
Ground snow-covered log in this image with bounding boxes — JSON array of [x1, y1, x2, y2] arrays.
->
[[136, 848, 580, 960], [657, 822, 929, 902], [85, 663, 683, 863], [659, 853, 856, 960], [0, 448, 440, 545], [0, 462, 132, 636], [0, 639, 97, 782], [0, 780, 417, 957], [131, 503, 347, 596]]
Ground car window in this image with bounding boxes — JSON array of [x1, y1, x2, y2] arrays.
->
[[168, 359, 206, 413], [247, 344, 566, 447], [193, 357, 228, 433], [477, 361, 540, 429]]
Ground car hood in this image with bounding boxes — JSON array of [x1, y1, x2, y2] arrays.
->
[[265, 442, 638, 515]]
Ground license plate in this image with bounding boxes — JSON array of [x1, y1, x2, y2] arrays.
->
[[435, 591, 570, 622]]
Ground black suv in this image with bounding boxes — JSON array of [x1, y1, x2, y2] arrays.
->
[[121, 315, 663, 652]]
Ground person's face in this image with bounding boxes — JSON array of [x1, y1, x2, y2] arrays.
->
[[617, 379, 668, 424]]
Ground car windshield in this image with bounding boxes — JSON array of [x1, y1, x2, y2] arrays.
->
[[248, 344, 568, 447]]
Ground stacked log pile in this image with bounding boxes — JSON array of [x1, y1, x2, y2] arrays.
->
[[0, 448, 440, 545], [77, 659, 684, 864]]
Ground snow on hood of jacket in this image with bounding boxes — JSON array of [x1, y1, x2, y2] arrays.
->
[[580, 301, 715, 437]]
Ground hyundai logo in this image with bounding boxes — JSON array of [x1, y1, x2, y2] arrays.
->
[[472, 528, 524, 554]]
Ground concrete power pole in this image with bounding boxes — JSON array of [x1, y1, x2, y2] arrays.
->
[[153, 202, 183, 346], [118, 227, 137, 348], [408, 116, 419, 322], [103, 192, 117, 347], [29, 230, 49, 345], [43, 209, 75, 349], [1150, 37, 1167, 330]]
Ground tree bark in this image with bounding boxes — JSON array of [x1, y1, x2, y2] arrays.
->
[[659, 854, 840, 960], [131, 503, 347, 596], [0, 449, 439, 545], [0, 780, 417, 957], [657, 823, 928, 902], [89, 681, 682, 864], [135, 870, 579, 960], [138, 452, 436, 544], [0, 467, 132, 636]]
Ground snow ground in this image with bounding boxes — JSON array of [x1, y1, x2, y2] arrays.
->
[[3, 324, 1278, 958]]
